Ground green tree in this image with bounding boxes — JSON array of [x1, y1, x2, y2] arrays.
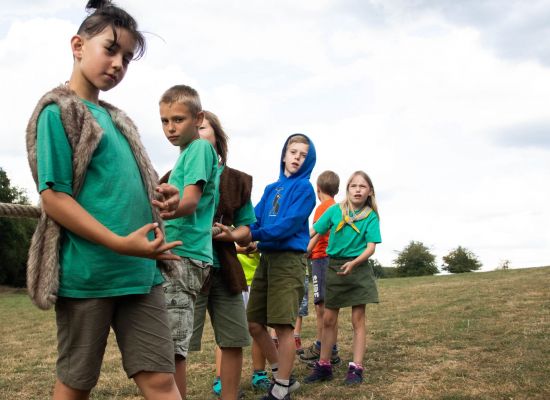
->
[[394, 240, 439, 277], [369, 259, 384, 278], [0, 168, 37, 287], [441, 246, 482, 273]]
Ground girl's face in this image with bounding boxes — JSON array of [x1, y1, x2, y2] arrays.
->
[[199, 119, 217, 150], [72, 27, 136, 97], [348, 174, 372, 209]]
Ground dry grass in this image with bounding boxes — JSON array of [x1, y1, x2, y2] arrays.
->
[[1, 266, 549, 399]]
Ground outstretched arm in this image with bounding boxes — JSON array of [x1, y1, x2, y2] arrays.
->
[[41, 189, 181, 260]]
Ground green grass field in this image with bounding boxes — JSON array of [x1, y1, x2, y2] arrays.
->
[[1, 266, 549, 400]]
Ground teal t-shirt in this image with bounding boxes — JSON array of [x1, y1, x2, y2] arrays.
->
[[313, 203, 381, 258], [165, 139, 218, 263], [211, 165, 257, 268], [36, 100, 163, 298]]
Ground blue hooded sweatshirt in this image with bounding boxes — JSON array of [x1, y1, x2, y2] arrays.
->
[[250, 134, 316, 252]]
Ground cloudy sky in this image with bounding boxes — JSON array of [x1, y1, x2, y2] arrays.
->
[[1, 0, 549, 271]]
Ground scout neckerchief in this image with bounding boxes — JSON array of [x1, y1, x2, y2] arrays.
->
[[335, 202, 372, 234]]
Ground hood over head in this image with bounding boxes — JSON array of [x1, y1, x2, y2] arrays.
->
[[279, 133, 316, 180]]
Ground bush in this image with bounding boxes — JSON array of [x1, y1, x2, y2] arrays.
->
[[0, 168, 37, 287], [394, 240, 438, 277], [442, 246, 482, 273]]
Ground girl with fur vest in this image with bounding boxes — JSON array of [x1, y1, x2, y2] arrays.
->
[[26, 1, 182, 398]]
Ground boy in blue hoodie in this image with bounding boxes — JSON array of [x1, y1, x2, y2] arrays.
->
[[245, 134, 316, 400]]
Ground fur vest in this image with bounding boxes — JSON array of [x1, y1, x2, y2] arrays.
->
[[214, 166, 253, 294], [26, 85, 175, 310]]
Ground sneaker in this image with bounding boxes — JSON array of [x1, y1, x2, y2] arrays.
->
[[304, 362, 333, 383], [252, 370, 271, 392], [298, 342, 320, 362], [344, 364, 364, 385], [212, 376, 222, 396], [294, 336, 303, 355], [288, 375, 300, 393], [260, 382, 291, 400]]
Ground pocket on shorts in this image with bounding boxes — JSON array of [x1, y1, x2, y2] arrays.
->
[[163, 283, 191, 341], [185, 258, 211, 295]]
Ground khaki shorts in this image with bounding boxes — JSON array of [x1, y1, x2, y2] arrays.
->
[[55, 285, 174, 391], [162, 257, 211, 358], [246, 251, 306, 328], [189, 268, 251, 350]]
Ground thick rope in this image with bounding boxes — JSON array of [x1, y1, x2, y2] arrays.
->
[[0, 202, 41, 219]]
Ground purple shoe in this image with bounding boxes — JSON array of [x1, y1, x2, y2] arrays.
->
[[344, 364, 364, 385], [304, 362, 333, 383]]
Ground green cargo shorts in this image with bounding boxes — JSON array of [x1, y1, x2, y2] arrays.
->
[[246, 251, 306, 328], [189, 268, 251, 350]]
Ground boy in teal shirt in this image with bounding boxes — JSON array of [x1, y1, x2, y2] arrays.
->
[[159, 85, 218, 398]]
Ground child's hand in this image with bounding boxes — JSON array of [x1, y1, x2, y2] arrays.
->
[[152, 183, 180, 219], [337, 261, 355, 276], [212, 223, 236, 242], [115, 222, 182, 260]]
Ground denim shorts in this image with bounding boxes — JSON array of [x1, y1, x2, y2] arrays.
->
[[162, 257, 211, 358]]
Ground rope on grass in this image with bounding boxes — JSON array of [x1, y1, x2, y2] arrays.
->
[[0, 202, 41, 219]]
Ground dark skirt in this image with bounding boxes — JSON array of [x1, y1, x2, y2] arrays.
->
[[325, 257, 379, 309]]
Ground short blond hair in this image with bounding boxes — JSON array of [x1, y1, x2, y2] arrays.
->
[[287, 134, 309, 147], [159, 84, 202, 116]]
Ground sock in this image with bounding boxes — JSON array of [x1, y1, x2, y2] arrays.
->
[[294, 334, 300, 338], [319, 359, 331, 366], [315, 340, 321, 348], [332, 343, 338, 351], [349, 361, 363, 370], [270, 363, 279, 379], [271, 379, 289, 399]]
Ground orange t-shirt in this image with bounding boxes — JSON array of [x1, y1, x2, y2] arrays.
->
[[310, 198, 336, 259]]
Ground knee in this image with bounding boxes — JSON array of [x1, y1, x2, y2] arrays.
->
[[136, 372, 176, 394], [248, 322, 265, 338], [323, 315, 337, 328]]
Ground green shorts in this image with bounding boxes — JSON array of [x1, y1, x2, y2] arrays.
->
[[162, 257, 211, 358], [246, 251, 306, 328], [55, 285, 174, 391], [189, 268, 251, 350], [325, 258, 379, 309]]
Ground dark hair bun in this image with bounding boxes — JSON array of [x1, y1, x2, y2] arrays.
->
[[85, 0, 113, 12]]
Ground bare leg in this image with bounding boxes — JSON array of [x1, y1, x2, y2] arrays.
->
[[133, 371, 182, 400], [351, 305, 366, 365], [174, 358, 186, 399], [320, 308, 339, 362], [248, 322, 278, 365], [251, 339, 266, 371], [53, 380, 90, 400], [215, 346, 222, 377], [272, 324, 294, 380], [220, 347, 243, 400], [314, 302, 325, 343]]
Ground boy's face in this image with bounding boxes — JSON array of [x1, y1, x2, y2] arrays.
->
[[159, 102, 203, 147], [283, 142, 309, 177]]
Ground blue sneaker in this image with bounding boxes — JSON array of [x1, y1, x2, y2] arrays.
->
[[252, 370, 272, 391], [212, 376, 222, 396]]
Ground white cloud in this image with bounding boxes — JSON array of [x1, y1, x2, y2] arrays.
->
[[1, 1, 549, 271]]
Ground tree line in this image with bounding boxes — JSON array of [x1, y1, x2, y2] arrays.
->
[[0, 168, 482, 287]]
